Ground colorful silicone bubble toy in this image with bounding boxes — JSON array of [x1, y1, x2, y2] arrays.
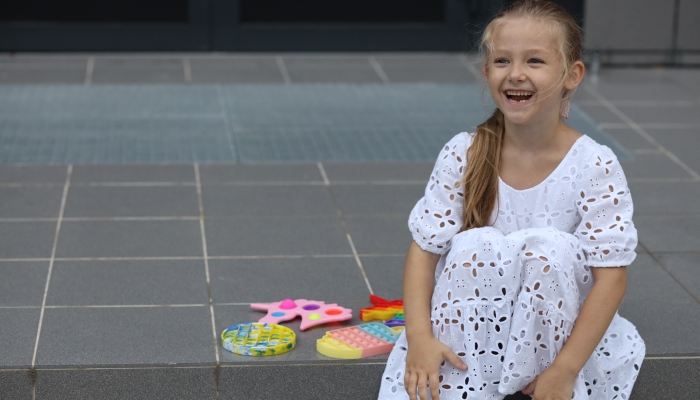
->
[[360, 295, 404, 327], [221, 323, 295, 356], [317, 322, 405, 359], [251, 299, 352, 331]]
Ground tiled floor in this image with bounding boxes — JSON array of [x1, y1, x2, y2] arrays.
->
[[1, 53, 700, 399]]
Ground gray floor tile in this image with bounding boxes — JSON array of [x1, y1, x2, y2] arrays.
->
[[617, 105, 700, 124], [214, 303, 380, 365], [284, 58, 383, 84], [0, 166, 67, 184], [91, 69, 186, 84], [375, 56, 477, 83], [46, 260, 209, 306], [0, 187, 64, 218], [71, 165, 195, 183], [0, 69, 86, 84], [204, 217, 350, 256], [344, 216, 412, 255], [189, 68, 285, 84], [620, 154, 692, 180], [209, 257, 370, 304], [619, 296, 700, 355], [188, 56, 283, 83], [0, 370, 31, 400], [629, 181, 700, 215], [642, 129, 700, 175], [322, 162, 434, 182], [625, 254, 689, 300], [592, 83, 697, 102], [0, 222, 56, 259], [63, 186, 199, 217], [331, 184, 423, 217], [91, 58, 185, 84], [655, 253, 700, 300], [218, 363, 386, 399], [574, 104, 625, 124], [361, 256, 405, 300], [55, 220, 203, 258], [0, 85, 220, 118], [0, 118, 237, 164], [201, 185, 336, 217], [635, 215, 700, 252], [603, 129, 657, 151], [0, 262, 48, 307], [199, 164, 322, 183], [0, 55, 88, 69], [631, 359, 700, 399], [0, 309, 40, 367], [35, 307, 216, 367], [35, 368, 216, 400]]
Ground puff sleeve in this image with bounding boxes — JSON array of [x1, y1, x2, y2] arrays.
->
[[575, 146, 637, 267], [408, 133, 471, 255]]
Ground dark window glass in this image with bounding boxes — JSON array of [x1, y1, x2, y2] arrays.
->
[[2, 0, 188, 23], [241, 0, 444, 24]]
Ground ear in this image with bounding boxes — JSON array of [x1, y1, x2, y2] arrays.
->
[[565, 60, 585, 90], [483, 63, 489, 79]]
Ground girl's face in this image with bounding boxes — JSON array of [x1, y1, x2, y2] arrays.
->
[[484, 17, 576, 127]]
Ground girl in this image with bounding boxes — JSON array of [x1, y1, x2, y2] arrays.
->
[[378, 1, 645, 399]]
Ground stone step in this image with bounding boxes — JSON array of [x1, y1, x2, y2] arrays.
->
[[2, 357, 697, 399]]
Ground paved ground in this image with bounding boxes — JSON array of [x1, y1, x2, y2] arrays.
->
[[1, 53, 699, 399]]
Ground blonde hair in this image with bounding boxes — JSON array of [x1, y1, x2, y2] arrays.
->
[[460, 0, 583, 231]]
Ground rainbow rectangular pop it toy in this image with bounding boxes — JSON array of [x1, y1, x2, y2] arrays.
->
[[316, 322, 404, 359]]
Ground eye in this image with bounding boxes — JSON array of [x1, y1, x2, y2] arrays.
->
[[494, 58, 509, 64], [528, 58, 545, 64]]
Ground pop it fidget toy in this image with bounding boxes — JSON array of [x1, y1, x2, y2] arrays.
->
[[316, 322, 405, 359], [251, 299, 352, 331], [221, 323, 296, 356]]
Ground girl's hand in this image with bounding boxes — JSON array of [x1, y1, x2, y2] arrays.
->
[[521, 364, 576, 400], [404, 333, 467, 400]]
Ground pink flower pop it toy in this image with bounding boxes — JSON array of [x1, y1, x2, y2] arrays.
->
[[250, 299, 353, 331]]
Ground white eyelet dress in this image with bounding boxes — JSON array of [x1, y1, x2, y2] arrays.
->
[[378, 133, 645, 400]]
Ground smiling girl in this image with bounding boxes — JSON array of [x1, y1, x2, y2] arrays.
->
[[377, 1, 645, 399]]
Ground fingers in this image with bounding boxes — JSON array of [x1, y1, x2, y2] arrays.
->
[[417, 375, 429, 400], [405, 371, 433, 400], [442, 349, 468, 371], [521, 379, 537, 395], [405, 372, 417, 400], [429, 372, 440, 400]]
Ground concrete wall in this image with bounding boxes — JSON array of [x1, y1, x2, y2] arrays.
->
[[584, 0, 699, 65]]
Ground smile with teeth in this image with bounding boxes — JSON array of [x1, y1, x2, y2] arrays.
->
[[505, 90, 534, 103]]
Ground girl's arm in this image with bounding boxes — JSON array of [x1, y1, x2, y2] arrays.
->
[[522, 266, 627, 399], [403, 241, 467, 400]]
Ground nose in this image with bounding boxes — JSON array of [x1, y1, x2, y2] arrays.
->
[[508, 62, 526, 82]]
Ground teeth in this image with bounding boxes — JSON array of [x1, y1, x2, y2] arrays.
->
[[505, 91, 533, 96]]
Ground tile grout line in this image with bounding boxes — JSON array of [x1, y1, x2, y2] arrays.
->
[[276, 56, 292, 85], [217, 85, 240, 163], [317, 162, 374, 295], [599, 122, 700, 130], [195, 163, 222, 400], [0, 180, 427, 188], [183, 57, 192, 83], [637, 241, 700, 305], [30, 164, 72, 398], [1, 355, 693, 373], [194, 164, 221, 371], [84, 57, 94, 86], [0, 253, 405, 263], [584, 84, 700, 179], [368, 56, 390, 84]]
